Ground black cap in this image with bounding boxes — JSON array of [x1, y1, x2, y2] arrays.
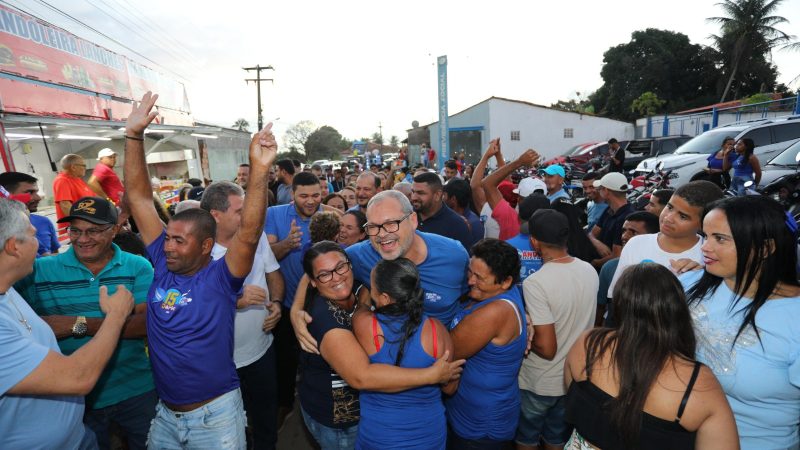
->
[[57, 196, 118, 225], [519, 193, 551, 222], [528, 209, 569, 246], [188, 186, 205, 201]]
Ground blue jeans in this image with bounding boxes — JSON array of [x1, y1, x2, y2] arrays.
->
[[300, 407, 358, 450], [731, 175, 753, 196], [146, 388, 246, 450], [515, 390, 572, 446], [84, 389, 157, 450]]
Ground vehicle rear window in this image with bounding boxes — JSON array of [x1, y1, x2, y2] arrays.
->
[[742, 127, 772, 147], [660, 140, 679, 154], [772, 123, 800, 144], [626, 141, 652, 154]]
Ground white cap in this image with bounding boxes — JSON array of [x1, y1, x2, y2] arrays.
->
[[97, 148, 116, 160], [513, 177, 547, 198], [593, 172, 630, 192]]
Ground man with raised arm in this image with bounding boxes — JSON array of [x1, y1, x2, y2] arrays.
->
[[481, 147, 542, 240], [123, 91, 277, 449], [0, 197, 134, 449]]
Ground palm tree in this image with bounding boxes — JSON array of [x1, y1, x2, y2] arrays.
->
[[708, 0, 797, 102], [232, 118, 250, 131]]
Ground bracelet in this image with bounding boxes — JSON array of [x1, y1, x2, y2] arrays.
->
[[125, 135, 144, 141]]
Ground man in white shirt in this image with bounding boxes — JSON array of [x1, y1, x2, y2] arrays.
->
[[608, 180, 724, 302], [200, 181, 284, 450]]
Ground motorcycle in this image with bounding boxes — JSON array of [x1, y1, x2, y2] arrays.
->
[[627, 162, 674, 209], [757, 152, 800, 222]]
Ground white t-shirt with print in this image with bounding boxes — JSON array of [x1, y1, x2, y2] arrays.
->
[[480, 203, 500, 239]]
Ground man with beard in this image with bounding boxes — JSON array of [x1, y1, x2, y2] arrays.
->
[[580, 172, 607, 232], [349, 171, 381, 214], [411, 172, 471, 250], [0, 172, 59, 256], [291, 190, 470, 354]]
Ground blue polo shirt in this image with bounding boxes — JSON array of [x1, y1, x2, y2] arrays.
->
[[417, 204, 472, 251], [346, 231, 469, 325], [505, 233, 543, 291], [265, 203, 319, 307], [146, 232, 245, 405], [30, 214, 59, 256], [463, 208, 485, 249], [15, 244, 154, 409]]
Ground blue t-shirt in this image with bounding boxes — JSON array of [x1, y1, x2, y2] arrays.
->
[[706, 151, 737, 171], [146, 232, 245, 405], [586, 201, 608, 232], [264, 203, 318, 307], [463, 208, 485, 250], [681, 270, 800, 449], [733, 154, 754, 178], [547, 189, 571, 202], [30, 214, 59, 256], [1, 288, 87, 448], [505, 233, 543, 291], [357, 314, 445, 449], [446, 288, 527, 441], [346, 231, 469, 326], [276, 183, 292, 205]]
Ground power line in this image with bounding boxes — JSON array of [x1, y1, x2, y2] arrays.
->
[[244, 65, 274, 131], [116, 0, 197, 61]]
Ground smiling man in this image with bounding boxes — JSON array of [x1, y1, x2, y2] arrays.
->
[[0, 172, 59, 256], [15, 196, 155, 449], [350, 171, 381, 213]]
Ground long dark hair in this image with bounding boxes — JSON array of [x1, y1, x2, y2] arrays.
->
[[372, 258, 425, 366], [687, 196, 799, 345], [739, 137, 755, 159], [551, 199, 600, 262], [585, 263, 696, 448], [302, 241, 350, 313]]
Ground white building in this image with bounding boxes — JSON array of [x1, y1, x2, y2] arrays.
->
[[420, 97, 635, 164]]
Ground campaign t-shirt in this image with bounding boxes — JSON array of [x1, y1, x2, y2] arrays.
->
[[346, 231, 469, 326], [505, 233, 542, 291], [480, 203, 500, 239], [491, 199, 520, 241], [265, 203, 318, 308], [30, 214, 59, 255], [92, 163, 124, 204], [1, 288, 87, 448], [211, 232, 280, 369], [146, 231, 245, 405], [608, 233, 703, 298]]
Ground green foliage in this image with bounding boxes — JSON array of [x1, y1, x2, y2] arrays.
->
[[742, 93, 773, 104], [305, 126, 349, 162], [371, 132, 384, 145], [631, 92, 666, 116], [276, 149, 306, 162], [283, 120, 315, 153], [389, 135, 399, 147], [232, 118, 250, 131]]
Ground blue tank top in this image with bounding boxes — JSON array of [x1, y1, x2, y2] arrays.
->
[[446, 288, 527, 441], [733, 154, 754, 177], [356, 313, 446, 450]]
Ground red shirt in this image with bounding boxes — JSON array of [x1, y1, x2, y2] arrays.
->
[[92, 163, 124, 204], [52, 172, 96, 226], [491, 198, 520, 240]]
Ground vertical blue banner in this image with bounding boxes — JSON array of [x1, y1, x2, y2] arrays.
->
[[437, 55, 449, 169]]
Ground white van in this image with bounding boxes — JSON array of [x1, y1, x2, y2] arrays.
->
[[634, 115, 800, 187]]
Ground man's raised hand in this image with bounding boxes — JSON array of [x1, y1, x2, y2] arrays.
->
[[126, 92, 159, 136], [250, 123, 278, 168], [517, 149, 541, 168]]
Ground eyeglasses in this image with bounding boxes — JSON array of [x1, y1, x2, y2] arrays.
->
[[363, 212, 411, 236], [67, 225, 114, 239], [315, 261, 352, 283]]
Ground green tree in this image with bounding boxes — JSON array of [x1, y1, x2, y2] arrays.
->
[[305, 126, 349, 162], [283, 120, 315, 153], [389, 135, 399, 147], [709, 0, 798, 102], [631, 92, 667, 116], [371, 132, 384, 145], [276, 149, 306, 162], [232, 118, 250, 131], [590, 29, 720, 121]]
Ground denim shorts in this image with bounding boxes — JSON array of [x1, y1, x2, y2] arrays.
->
[[515, 389, 572, 446], [146, 388, 247, 450], [300, 407, 358, 450]]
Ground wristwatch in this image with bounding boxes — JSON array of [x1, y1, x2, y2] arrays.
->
[[71, 316, 88, 338]]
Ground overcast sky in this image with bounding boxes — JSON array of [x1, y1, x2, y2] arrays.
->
[[7, 0, 800, 149]]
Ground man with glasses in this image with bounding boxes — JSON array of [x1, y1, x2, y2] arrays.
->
[[291, 190, 470, 353], [14, 196, 156, 449], [53, 154, 95, 235]]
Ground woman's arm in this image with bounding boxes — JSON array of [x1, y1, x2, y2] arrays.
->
[[320, 326, 463, 393], [449, 301, 518, 360], [692, 367, 740, 450], [750, 155, 762, 185]]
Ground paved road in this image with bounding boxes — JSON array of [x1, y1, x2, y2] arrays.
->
[[277, 396, 318, 450]]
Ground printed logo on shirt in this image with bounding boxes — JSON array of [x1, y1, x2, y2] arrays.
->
[[425, 291, 442, 304], [152, 287, 193, 313], [480, 214, 488, 223]]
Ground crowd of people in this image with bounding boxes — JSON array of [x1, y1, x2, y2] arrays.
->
[[0, 91, 798, 450]]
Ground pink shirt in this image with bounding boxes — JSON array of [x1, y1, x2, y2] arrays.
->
[[491, 199, 520, 240], [92, 163, 124, 204]]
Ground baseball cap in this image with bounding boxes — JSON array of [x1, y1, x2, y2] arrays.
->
[[57, 196, 118, 225], [528, 209, 570, 246], [188, 186, 205, 201], [518, 193, 552, 235], [593, 172, 630, 192], [498, 180, 518, 207], [97, 148, 116, 160], [542, 165, 566, 178], [513, 177, 547, 198]]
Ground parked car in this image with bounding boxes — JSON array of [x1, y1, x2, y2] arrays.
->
[[568, 140, 631, 170], [622, 136, 691, 172], [757, 138, 800, 188], [543, 142, 597, 166], [634, 115, 800, 187]]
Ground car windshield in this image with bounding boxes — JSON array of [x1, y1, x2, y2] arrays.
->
[[561, 144, 586, 156], [766, 140, 800, 166], [675, 129, 740, 155]]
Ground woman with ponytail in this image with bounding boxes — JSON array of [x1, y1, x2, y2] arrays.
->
[[446, 238, 528, 448], [352, 258, 455, 449]]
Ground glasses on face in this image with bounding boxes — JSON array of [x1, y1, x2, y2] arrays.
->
[[363, 212, 411, 236], [315, 261, 352, 283], [67, 225, 114, 239]]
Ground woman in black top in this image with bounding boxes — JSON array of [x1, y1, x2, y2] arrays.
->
[[563, 263, 738, 450]]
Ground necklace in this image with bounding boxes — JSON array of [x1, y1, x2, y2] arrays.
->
[[544, 254, 572, 264], [5, 294, 32, 333]]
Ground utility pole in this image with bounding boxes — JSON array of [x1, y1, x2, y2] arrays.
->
[[243, 65, 274, 131], [378, 122, 383, 152]]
